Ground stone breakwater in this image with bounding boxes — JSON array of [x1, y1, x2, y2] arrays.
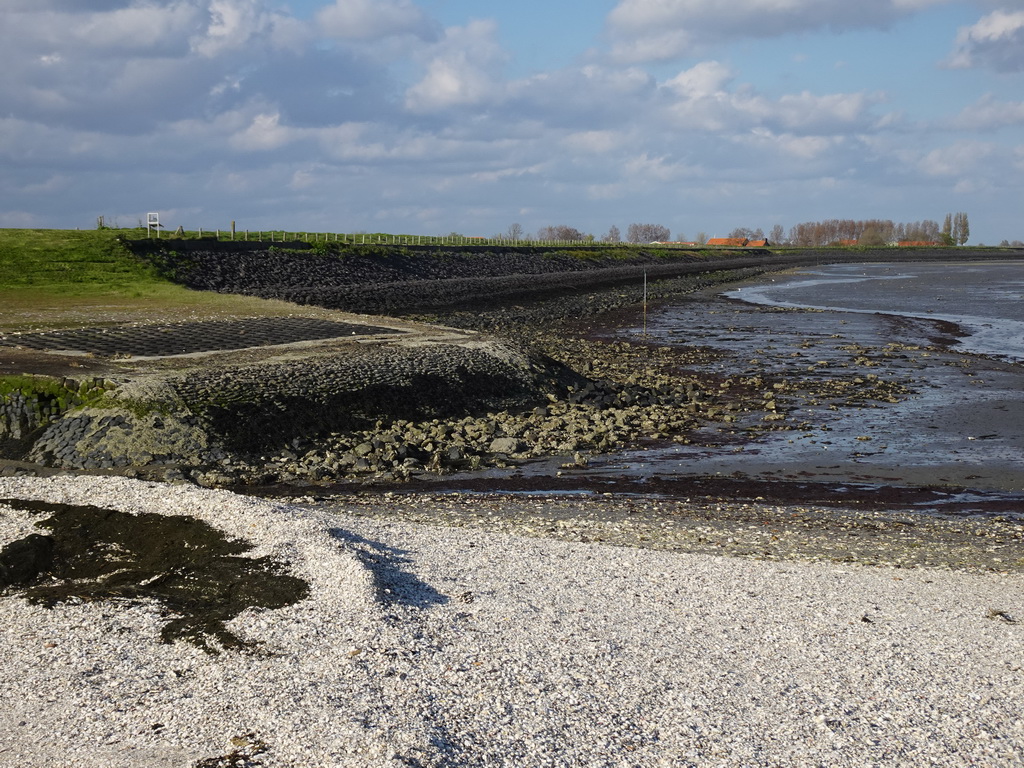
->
[[5, 340, 584, 483]]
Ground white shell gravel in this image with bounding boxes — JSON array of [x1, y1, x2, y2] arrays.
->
[[1, 475, 1022, 767]]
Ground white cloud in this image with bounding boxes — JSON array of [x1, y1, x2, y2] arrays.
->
[[661, 63, 879, 134], [316, 0, 436, 41], [470, 165, 543, 184], [0, 0, 317, 132], [919, 140, 996, 176], [743, 91, 873, 130], [742, 128, 840, 160], [947, 9, 1024, 72], [288, 168, 314, 190], [585, 183, 624, 200], [317, 122, 390, 162], [8, 1, 133, 10], [952, 95, 1024, 130], [563, 130, 626, 154], [75, 1, 201, 54], [607, 0, 953, 61], [623, 153, 700, 182], [405, 21, 508, 112], [0, 0, 1020, 242], [192, 0, 307, 57], [229, 112, 296, 151], [4, 1, 200, 58], [664, 61, 733, 98], [316, 122, 488, 165]]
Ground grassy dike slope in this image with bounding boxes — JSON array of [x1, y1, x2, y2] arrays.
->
[[0, 228, 309, 332]]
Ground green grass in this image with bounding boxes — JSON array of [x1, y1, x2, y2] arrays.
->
[[0, 229, 164, 292], [0, 228, 331, 332]]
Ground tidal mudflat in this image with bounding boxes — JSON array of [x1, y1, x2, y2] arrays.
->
[[398, 262, 1024, 519]]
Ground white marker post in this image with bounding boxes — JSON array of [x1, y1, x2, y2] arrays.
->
[[147, 212, 160, 238]]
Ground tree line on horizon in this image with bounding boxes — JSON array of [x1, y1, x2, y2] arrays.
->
[[777, 213, 971, 247], [502, 213, 978, 247], [512, 223, 677, 244]]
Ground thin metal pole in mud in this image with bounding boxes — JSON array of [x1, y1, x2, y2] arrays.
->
[[643, 270, 648, 337]]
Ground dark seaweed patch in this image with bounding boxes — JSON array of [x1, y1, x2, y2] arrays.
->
[[0, 498, 309, 653]]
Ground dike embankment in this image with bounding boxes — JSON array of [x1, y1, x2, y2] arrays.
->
[[1, 241, 1015, 486], [130, 239, 1006, 315]]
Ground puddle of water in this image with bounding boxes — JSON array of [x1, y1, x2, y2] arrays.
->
[[0, 498, 309, 653]]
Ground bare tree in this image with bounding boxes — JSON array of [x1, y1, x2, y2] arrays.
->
[[537, 225, 585, 241], [696, 232, 708, 245], [785, 217, 961, 247], [602, 225, 621, 243], [627, 223, 670, 243], [728, 227, 755, 240], [769, 224, 786, 244], [506, 222, 524, 241]]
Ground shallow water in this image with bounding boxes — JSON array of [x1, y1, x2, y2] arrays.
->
[[724, 261, 1024, 362], [604, 261, 1024, 514]]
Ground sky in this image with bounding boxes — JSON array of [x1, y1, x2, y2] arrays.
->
[[2, 0, 1023, 244]]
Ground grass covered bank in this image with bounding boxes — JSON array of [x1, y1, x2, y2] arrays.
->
[[0, 229, 331, 332]]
